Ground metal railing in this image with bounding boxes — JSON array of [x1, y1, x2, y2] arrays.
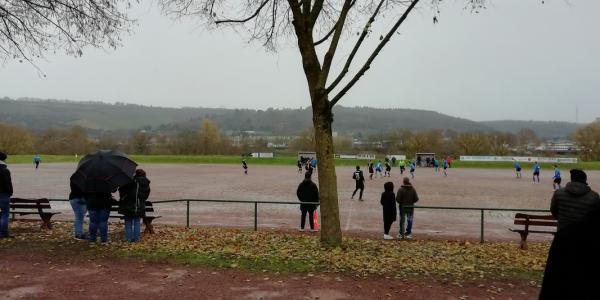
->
[[47, 198, 550, 243]]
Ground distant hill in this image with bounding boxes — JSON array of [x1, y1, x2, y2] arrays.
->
[[480, 120, 582, 139], [0, 97, 580, 138]]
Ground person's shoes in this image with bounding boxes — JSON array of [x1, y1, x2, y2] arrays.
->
[[298, 228, 305, 232], [100, 241, 109, 245], [359, 198, 364, 201], [74, 235, 85, 241], [0, 234, 15, 239], [404, 234, 413, 240], [309, 228, 319, 233], [397, 234, 403, 240], [383, 234, 393, 240]]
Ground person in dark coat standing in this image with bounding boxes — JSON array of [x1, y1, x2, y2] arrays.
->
[[380, 182, 397, 240], [0, 152, 14, 238], [85, 192, 114, 244], [396, 177, 419, 240], [352, 166, 365, 201], [539, 206, 600, 299], [296, 172, 319, 232], [69, 181, 87, 240], [118, 169, 151, 242], [550, 169, 600, 231]]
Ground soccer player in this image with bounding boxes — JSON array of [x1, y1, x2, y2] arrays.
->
[[533, 161, 541, 183], [352, 166, 365, 201], [33, 154, 41, 170], [398, 159, 406, 175], [433, 159, 439, 172], [297, 160, 303, 173], [442, 159, 448, 177], [553, 165, 562, 190], [409, 161, 416, 179], [384, 161, 392, 177], [368, 160, 374, 180], [242, 159, 248, 175], [375, 160, 383, 178], [514, 161, 522, 178]]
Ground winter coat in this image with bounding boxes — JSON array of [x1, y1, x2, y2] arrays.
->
[[297, 179, 319, 212], [69, 181, 84, 200], [380, 191, 397, 224], [118, 176, 151, 218], [85, 192, 114, 210], [550, 181, 600, 231], [0, 162, 13, 196], [539, 207, 600, 299], [396, 185, 419, 212]]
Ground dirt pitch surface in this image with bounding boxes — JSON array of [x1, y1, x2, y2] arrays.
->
[[10, 163, 600, 241]]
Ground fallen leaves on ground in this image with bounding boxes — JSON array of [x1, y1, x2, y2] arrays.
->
[[1, 221, 549, 282]]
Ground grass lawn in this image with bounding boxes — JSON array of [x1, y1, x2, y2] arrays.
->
[[6, 154, 599, 170]]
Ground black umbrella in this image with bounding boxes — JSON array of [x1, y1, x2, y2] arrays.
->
[[70, 150, 138, 193]]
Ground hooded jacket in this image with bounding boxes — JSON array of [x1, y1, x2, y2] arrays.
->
[[396, 184, 419, 211], [380, 184, 397, 223], [297, 179, 319, 212], [551, 181, 600, 231], [0, 162, 13, 196], [118, 176, 151, 218]]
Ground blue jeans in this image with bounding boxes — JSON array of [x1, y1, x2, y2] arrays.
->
[[124, 217, 141, 242], [399, 207, 414, 236], [0, 193, 10, 237], [69, 198, 87, 238], [88, 209, 109, 243]]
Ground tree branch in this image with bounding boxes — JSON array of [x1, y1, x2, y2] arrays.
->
[[318, 0, 353, 88], [326, 0, 385, 94], [214, 0, 270, 24], [330, 0, 420, 106]]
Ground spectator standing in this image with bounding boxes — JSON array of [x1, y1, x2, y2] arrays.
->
[[380, 182, 396, 240], [396, 177, 419, 240], [118, 169, 151, 242], [550, 169, 600, 231], [0, 152, 14, 238], [69, 181, 87, 240], [85, 192, 113, 244], [296, 173, 319, 232]]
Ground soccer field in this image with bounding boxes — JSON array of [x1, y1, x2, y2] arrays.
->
[[8, 162, 600, 242]]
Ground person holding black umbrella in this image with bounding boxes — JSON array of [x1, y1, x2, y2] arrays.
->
[[118, 169, 151, 242], [0, 152, 14, 238], [71, 150, 138, 244]]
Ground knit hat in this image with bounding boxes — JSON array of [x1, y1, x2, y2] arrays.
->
[[0, 152, 6, 161], [570, 169, 587, 183]]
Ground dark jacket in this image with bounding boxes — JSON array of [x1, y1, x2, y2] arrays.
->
[[85, 192, 113, 210], [69, 182, 84, 200], [396, 185, 419, 211], [118, 176, 151, 218], [539, 208, 600, 299], [297, 179, 319, 212], [550, 181, 600, 231], [380, 190, 397, 223], [0, 163, 13, 196]]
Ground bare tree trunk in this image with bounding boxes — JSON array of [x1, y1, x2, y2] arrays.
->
[[312, 94, 342, 247]]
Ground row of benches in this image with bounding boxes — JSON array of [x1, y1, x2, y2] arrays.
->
[[8, 198, 160, 234], [8, 198, 557, 248]]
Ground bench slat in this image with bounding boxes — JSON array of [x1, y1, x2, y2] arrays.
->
[[11, 204, 51, 209], [514, 213, 555, 220], [514, 220, 557, 227]]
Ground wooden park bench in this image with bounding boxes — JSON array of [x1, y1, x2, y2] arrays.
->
[[109, 200, 161, 234], [10, 198, 61, 229], [509, 213, 557, 250]]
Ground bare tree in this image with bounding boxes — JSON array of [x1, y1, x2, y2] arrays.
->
[[160, 0, 485, 246], [0, 0, 134, 68]]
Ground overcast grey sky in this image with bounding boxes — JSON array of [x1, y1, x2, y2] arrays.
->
[[0, 0, 598, 122]]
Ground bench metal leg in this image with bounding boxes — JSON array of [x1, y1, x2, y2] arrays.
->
[[143, 218, 155, 234], [518, 232, 529, 250], [40, 215, 53, 230]]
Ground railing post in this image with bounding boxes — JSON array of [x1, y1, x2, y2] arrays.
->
[[254, 202, 258, 231], [480, 209, 484, 243], [186, 200, 190, 229]]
